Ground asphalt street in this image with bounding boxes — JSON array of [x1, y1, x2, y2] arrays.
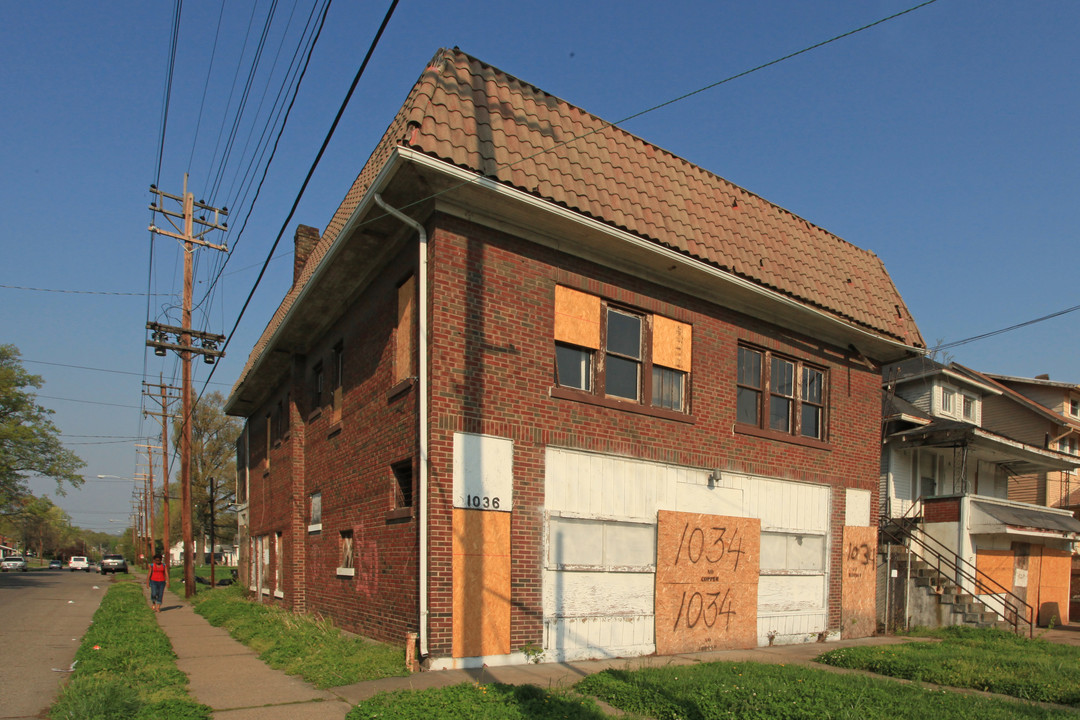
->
[[0, 567, 106, 719]]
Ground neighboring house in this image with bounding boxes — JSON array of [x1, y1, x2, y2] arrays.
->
[[979, 373, 1080, 512], [226, 48, 924, 669], [880, 358, 1080, 630]]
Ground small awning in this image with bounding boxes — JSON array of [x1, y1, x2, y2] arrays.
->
[[970, 499, 1080, 539], [888, 422, 1080, 474]]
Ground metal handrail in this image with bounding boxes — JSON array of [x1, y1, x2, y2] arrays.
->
[[881, 500, 1034, 637]]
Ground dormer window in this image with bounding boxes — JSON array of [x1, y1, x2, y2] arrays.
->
[[941, 389, 954, 415], [962, 395, 976, 422]]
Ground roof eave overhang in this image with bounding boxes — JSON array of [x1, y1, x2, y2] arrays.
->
[[228, 146, 923, 415], [887, 425, 1080, 472], [225, 155, 409, 416], [400, 148, 921, 365]]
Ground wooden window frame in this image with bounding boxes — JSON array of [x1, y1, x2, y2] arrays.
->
[[310, 362, 324, 419], [331, 341, 343, 424], [554, 295, 691, 418], [735, 344, 829, 448]]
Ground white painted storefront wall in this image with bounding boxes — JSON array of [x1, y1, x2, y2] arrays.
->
[[544, 447, 832, 661]]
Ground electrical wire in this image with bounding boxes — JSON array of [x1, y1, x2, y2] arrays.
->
[[932, 302, 1080, 352], [0, 284, 166, 296], [200, 0, 398, 395]]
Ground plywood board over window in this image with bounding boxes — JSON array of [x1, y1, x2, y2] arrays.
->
[[1036, 548, 1071, 626], [395, 275, 416, 383], [655, 510, 760, 653], [976, 549, 1015, 593], [841, 526, 877, 638], [554, 285, 601, 349], [652, 315, 692, 372]]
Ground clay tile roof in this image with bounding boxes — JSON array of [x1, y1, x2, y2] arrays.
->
[[232, 48, 922, 399]]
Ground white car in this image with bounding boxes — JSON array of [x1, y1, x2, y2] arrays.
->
[[68, 556, 90, 572], [1, 556, 28, 572]]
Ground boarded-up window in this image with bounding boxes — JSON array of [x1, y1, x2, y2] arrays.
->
[[554, 285, 691, 412], [395, 275, 416, 383]]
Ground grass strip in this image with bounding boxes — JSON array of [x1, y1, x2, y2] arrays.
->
[[347, 682, 617, 720], [576, 659, 1076, 720], [189, 584, 408, 688], [49, 579, 210, 720], [817, 626, 1080, 706]]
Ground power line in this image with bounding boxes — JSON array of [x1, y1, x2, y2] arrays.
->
[[933, 302, 1080, 352], [36, 394, 143, 410], [0, 284, 167, 296], [202, 0, 399, 394], [20, 358, 231, 385]]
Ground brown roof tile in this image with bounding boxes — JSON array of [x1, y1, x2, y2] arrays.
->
[[232, 48, 923, 398]]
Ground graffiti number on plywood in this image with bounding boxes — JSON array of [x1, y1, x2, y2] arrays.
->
[[847, 542, 872, 566], [673, 523, 745, 571], [673, 587, 736, 631]]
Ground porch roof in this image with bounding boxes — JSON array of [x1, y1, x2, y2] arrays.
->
[[887, 421, 1080, 474], [969, 498, 1080, 538]]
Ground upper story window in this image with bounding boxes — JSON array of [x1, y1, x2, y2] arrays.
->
[[553, 286, 691, 414], [311, 362, 324, 413], [962, 394, 976, 422], [395, 275, 416, 384], [1071, 398, 1079, 417], [941, 388, 955, 415], [737, 345, 827, 441], [308, 492, 322, 533]]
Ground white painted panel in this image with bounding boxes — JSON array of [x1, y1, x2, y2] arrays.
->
[[453, 432, 513, 511], [543, 570, 654, 616], [604, 523, 656, 567], [846, 489, 871, 526], [544, 615, 655, 661], [760, 534, 786, 571], [786, 535, 825, 571], [757, 611, 828, 645], [758, 575, 825, 613], [673, 481, 743, 517], [549, 517, 604, 566]]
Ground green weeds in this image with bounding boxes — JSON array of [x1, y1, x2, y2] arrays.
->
[[347, 682, 613, 720], [817, 627, 1080, 706], [189, 584, 408, 688], [576, 660, 1076, 720], [49, 580, 209, 720]]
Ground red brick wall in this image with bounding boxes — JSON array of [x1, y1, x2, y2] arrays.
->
[[923, 497, 961, 523], [423, 213, 884, 654], [244, 209, 886, 655]]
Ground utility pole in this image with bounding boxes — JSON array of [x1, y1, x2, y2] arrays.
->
[[144, 380, 179, 568], [147, 174, 228, 597], [136, 443, 161, 561]]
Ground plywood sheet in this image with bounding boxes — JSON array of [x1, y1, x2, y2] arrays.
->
[[1037, 548, 1071, 626], [452, 508, 511, 657], [841, 526, 877, 639], [652, 315, 692, 372], [395, 276, 416, 381], [975, 549, 1014, 593], [655, 510, 760, 653], [554, 285, 600, 349]]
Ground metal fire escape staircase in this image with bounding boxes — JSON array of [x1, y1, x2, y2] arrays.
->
[[879, 499, 1034, 637]]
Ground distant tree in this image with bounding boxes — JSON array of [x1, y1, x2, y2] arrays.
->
[[18, 495, 74, 558], [0, 344, 84, 514], [172, 391, 241, 560]]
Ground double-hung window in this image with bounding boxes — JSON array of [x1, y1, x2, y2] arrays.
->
[[737, 345, 827, 441], [553, 286, 691, 414]]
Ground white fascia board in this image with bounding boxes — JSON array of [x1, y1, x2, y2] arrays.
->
[[397, 147, 917, 361]]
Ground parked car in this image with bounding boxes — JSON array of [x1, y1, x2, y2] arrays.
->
[[1, 556, 28, 572], [48, 559, 63, 569], [68, 556, 90, 572], [99, 554, 128, 575]]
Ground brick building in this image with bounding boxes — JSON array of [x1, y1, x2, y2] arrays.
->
[[226, 48, 924, 669]]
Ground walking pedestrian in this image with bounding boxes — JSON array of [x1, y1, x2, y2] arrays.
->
[[147, 553, 169, 612]]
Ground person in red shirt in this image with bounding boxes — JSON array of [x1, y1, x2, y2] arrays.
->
[[147, 553, 169, 612]]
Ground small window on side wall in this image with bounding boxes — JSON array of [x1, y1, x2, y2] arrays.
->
[[308, 492, 322, 532], [337, 530, 354, 576], [392, 461, 413, 509]]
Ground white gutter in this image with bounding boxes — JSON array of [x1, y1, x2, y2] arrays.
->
[[373, 194, 430, 659]]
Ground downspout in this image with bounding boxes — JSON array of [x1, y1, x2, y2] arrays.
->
[[373, 194, 429, 658]]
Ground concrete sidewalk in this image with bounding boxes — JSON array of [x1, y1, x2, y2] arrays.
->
[[145, 579, 1080, 719]]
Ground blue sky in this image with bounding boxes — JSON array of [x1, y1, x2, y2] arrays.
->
[[2, 0, 1077, 531]]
